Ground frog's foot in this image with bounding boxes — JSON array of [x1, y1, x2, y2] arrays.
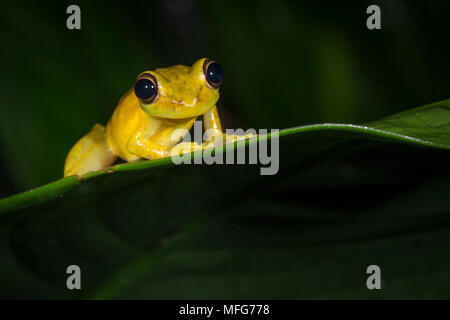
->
[[203, 131, 257, 147], [64, 124, 117, 177], [170, 141, 214, 157]]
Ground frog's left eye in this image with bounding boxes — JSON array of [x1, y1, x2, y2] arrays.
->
[[203, 59, 223, 89], [134, 73, 158, 104]]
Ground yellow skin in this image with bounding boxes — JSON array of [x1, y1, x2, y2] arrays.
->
[[64, 58, 251, 177]]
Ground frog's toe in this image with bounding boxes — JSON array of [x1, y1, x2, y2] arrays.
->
[[223, 133, 257, 144], [170, 142, 204, 157]]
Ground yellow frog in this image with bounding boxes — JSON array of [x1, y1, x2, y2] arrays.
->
[[64, 58, 252, 177]]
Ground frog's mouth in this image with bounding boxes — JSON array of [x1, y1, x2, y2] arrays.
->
[[169, 97, 199, 108], [143, 98, 215, 120]]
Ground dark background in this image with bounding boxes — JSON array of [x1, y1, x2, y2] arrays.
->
[[0, 0, 449, 195], [1, 0, 450, 300]]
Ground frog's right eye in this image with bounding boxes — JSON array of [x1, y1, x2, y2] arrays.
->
[[134, 73, 158, 104]]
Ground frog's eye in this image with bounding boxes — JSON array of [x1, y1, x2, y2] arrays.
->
[[134, 73, 158, 104], [203, 59, 223, 89]]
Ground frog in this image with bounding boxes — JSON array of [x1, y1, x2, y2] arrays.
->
[[64, 58, 254, 177]]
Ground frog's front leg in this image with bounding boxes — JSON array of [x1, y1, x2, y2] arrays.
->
[[203, 105, 223, 143], [129, 129, 212, 160], [203, 105, 256, 145], [127, 135, 169, 160]]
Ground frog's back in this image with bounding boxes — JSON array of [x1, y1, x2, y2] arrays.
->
[[106, 89, 148, 161]]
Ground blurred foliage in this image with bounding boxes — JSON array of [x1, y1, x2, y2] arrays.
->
[[0, 101, 449, 299], [0, 0, 450, 194]]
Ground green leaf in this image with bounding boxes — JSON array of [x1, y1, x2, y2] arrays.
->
[[0, 99, 450, 299]]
